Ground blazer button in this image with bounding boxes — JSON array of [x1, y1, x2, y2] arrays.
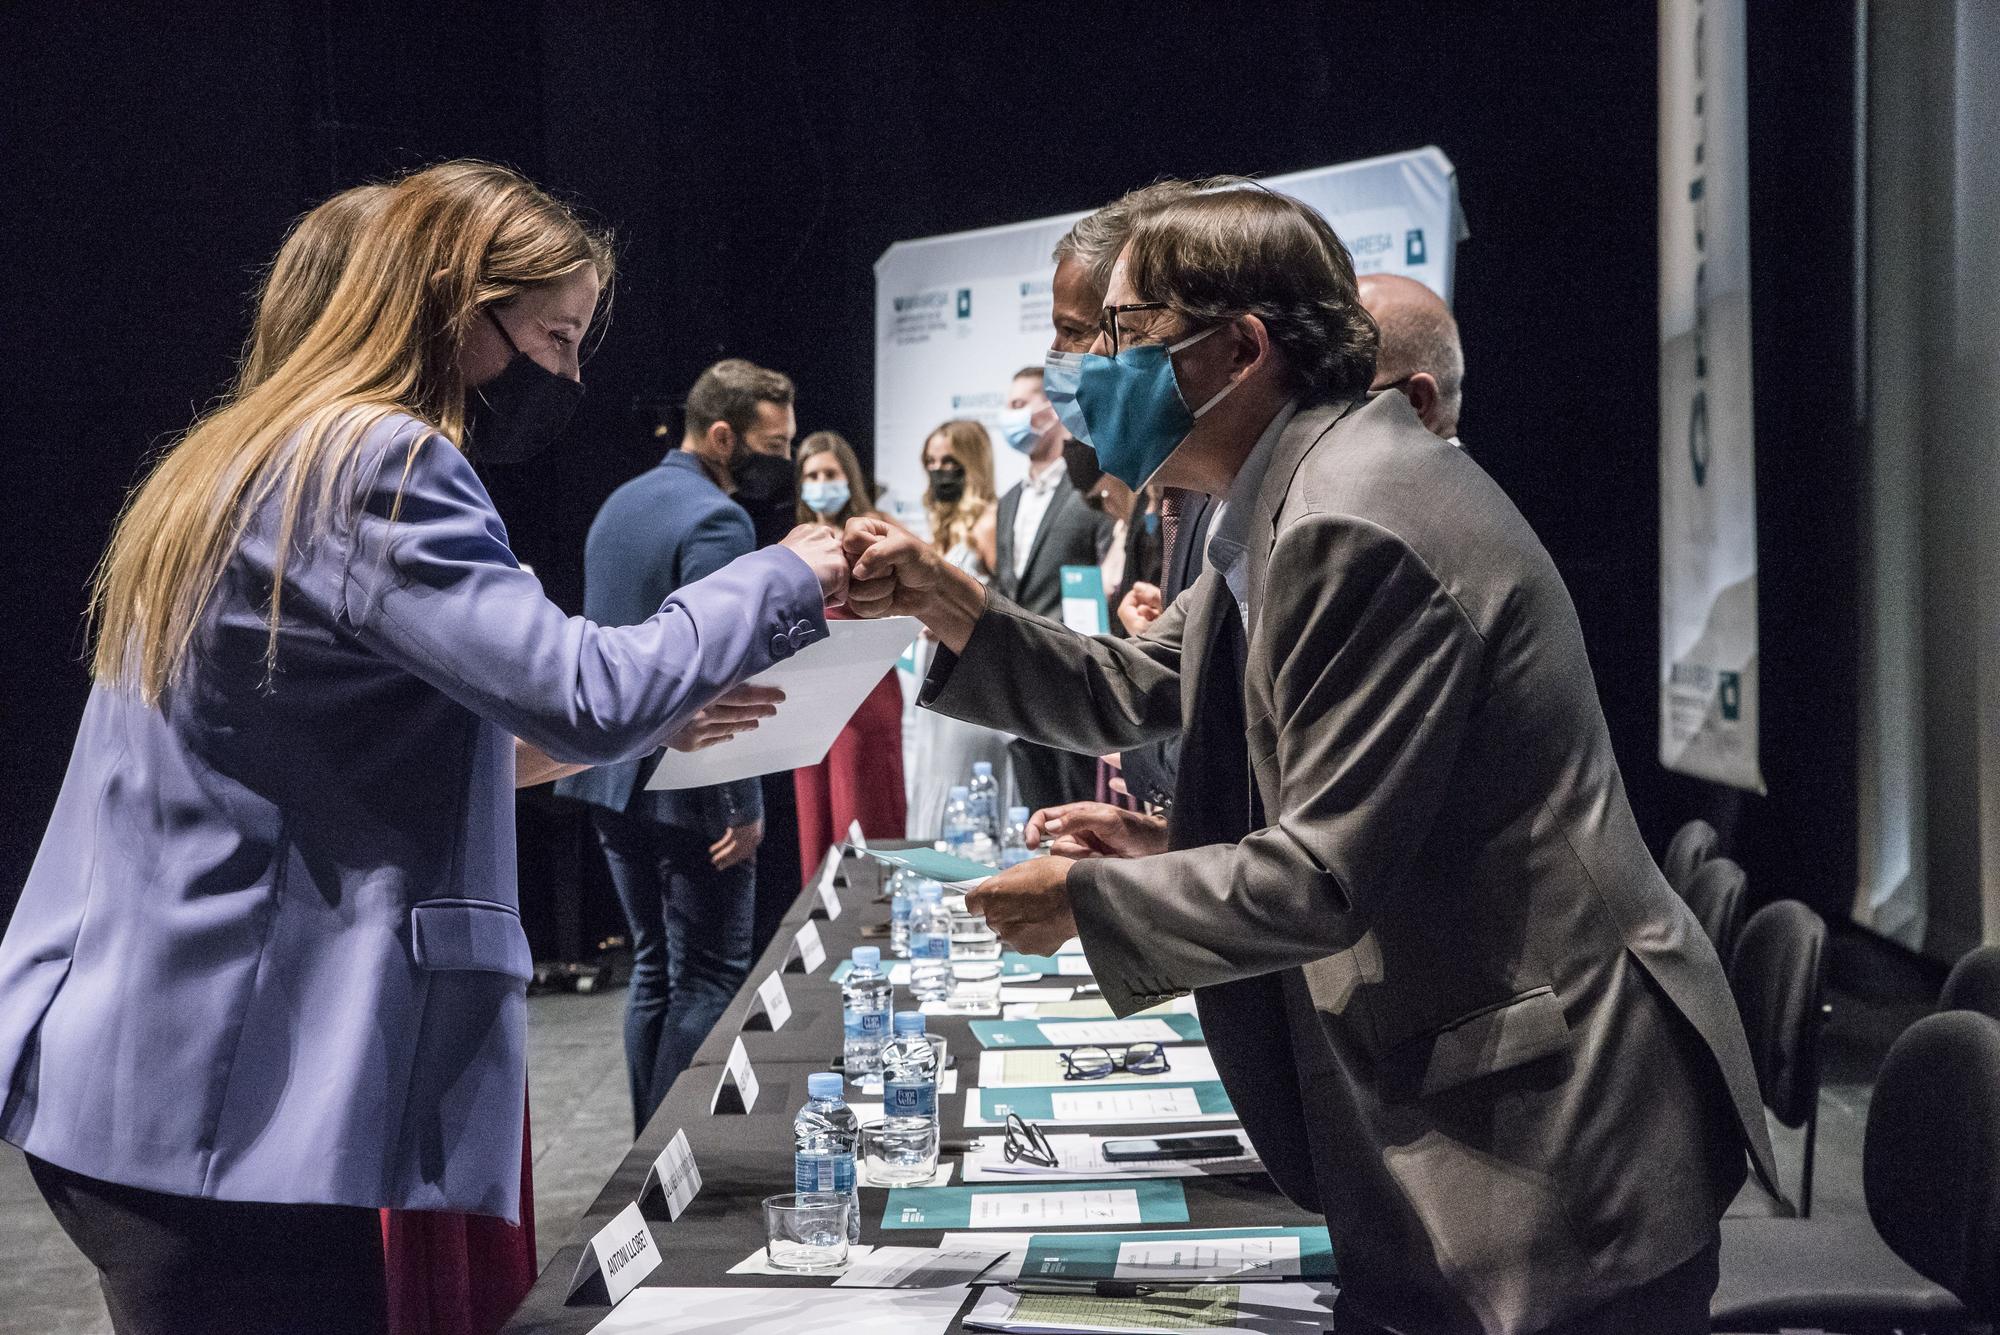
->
[[770, 634, 792, 657]]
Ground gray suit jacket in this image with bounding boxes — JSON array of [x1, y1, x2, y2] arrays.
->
[[924, 393, 1776, 1334], [993, 471, 1114, 619]]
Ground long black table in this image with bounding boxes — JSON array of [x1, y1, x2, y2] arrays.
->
[[502, 843, 1316, 1333]]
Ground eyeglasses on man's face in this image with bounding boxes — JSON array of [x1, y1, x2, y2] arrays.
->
[[1095, 302, 1175, 359]]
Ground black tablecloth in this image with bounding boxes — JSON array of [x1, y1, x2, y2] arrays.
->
[[501, 845, 1316, 1334]]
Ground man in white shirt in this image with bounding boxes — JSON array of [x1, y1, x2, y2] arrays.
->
[[991, 365, 1114, 812]]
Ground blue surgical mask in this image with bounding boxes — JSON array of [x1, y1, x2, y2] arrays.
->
[[801, 479, 851, 516], [1044, 351, 1092, 446], [996, 405, 1041, 454], [1072, 325, 1239, 489]]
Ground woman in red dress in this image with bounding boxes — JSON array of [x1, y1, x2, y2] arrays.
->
[[791, 432, 908, 875]]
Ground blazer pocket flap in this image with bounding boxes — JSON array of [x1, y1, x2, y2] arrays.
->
[[1384, 986, 1571, 1100], [410, 900, 533, 981]]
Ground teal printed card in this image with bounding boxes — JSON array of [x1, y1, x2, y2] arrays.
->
[[883, 1179, 1188, 1230]]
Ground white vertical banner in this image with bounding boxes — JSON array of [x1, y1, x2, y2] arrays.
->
[[872, 149, 1464, 531], [1659, 0, 1766, 794]]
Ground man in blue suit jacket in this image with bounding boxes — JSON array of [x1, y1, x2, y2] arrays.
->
[[557, 358, 801, 1130]]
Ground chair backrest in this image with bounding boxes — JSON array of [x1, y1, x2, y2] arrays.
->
[[1686, 855, 1749, 964], [1865, 1010, 2000, 1316], [1663, 818, 1721, 896], [1941, 945, 2000, 1022], [1727, 899, 1826, 1128]]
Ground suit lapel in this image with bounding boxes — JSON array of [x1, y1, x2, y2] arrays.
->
[[1244, 399, 1357, 646], [995, 486, 1022, 577]]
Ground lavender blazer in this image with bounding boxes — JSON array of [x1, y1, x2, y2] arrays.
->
[[0, 413, 826, 1220]]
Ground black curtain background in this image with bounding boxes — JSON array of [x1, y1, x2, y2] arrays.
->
[[0, 1, 1860, 946]]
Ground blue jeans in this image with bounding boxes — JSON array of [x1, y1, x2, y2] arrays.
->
[[590, 807, 754, 1134]]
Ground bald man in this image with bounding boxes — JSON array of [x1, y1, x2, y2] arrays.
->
[[1359, 272, 1465, 443]]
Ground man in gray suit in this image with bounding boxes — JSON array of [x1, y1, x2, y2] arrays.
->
[[992, 365, 1115, 812], [846, 183, 1774, 1334]]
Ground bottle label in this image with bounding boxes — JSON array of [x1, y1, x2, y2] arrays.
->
[[918, 934, 951, 961], [843, 1006, 888, 1039], [794, 1151, 856, 1194], [885, 1078, 936, 1119]]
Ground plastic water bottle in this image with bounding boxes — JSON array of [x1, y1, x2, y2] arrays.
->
[[967, 761, 1001, 841], [942, 786, 977, 858], [882, 1012, 940, 1127], [793, 1072, 861, 1243], [889, 870, 915, 958], [842, 947, 893, 1079], [910, 885, 953, 1002], [1000, 805, 1033, 868]]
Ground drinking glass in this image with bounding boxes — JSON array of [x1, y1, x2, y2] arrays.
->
[[762, 1192, 851, 1271], [948, 959, 1004, 1014], [860, 1117, 940, 1185], [950, 908, 1002, 961]]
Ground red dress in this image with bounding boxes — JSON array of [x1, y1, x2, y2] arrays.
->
[[379, 1100, 538, 1335], [795, 603, 908, 882]]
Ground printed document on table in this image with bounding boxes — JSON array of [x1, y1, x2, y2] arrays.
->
[[969, 1187, 1139, 1228], [832, 1244, 1011, 1288], [965, 1081, 1237, 1127], [647, 618, 920, 789], [962, 1282, 1338, 1335], [971, 1015, 1204, 1048], [941, 1226, 1335, 1284], [586, 1285, 968, 1335], [883, 1180, 1187, 1231], [961, 1131, 1260, 1181], [977, 1046, 1219, 1088]]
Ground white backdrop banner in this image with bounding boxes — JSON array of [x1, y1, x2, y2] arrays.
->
[[1658, 0, 1765, 793], [872, 148, 1464, 529]]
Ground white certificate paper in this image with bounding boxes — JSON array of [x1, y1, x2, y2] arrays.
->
[[967, 1188, 1141, 1229], [1034, 1019, 1179, 1046], [1113, 1233, 1302, 1280], [647, 618, 921, 789], [1048, 1087, 1203, 1123]]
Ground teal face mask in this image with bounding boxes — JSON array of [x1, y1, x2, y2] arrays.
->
[[1068, 325, 1239, 489]]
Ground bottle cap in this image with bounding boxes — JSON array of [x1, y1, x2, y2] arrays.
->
[[1008, 806, 1031, 823], [851, 945, 881, 969], [893, 1012, 927, 1035], [974, 761, 993, 777], [807, 1072, 844, 1099], [950, 785, 970, 799]]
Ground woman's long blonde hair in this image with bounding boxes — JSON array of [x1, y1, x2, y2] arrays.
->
[[922, 419, 996, 554], [89, 161, 613, 702], [238, 182, 392, 390], [794, 430, 876, 529]]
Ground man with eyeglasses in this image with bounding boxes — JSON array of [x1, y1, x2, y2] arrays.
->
[[1360, 271, 1466, 446], [844, 182, 1774, 1335]]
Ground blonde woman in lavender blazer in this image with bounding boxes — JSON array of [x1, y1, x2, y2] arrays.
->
[[0, 161, 845, 1333]]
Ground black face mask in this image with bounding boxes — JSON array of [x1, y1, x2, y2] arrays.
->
[[928, 467, 967, 505], [465, 308, 584, 464], [1062, 435, 1103, 497], [732, 451, 796, 509]]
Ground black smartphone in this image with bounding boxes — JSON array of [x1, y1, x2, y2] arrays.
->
[[1100, 1134, 1243, 1162]]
